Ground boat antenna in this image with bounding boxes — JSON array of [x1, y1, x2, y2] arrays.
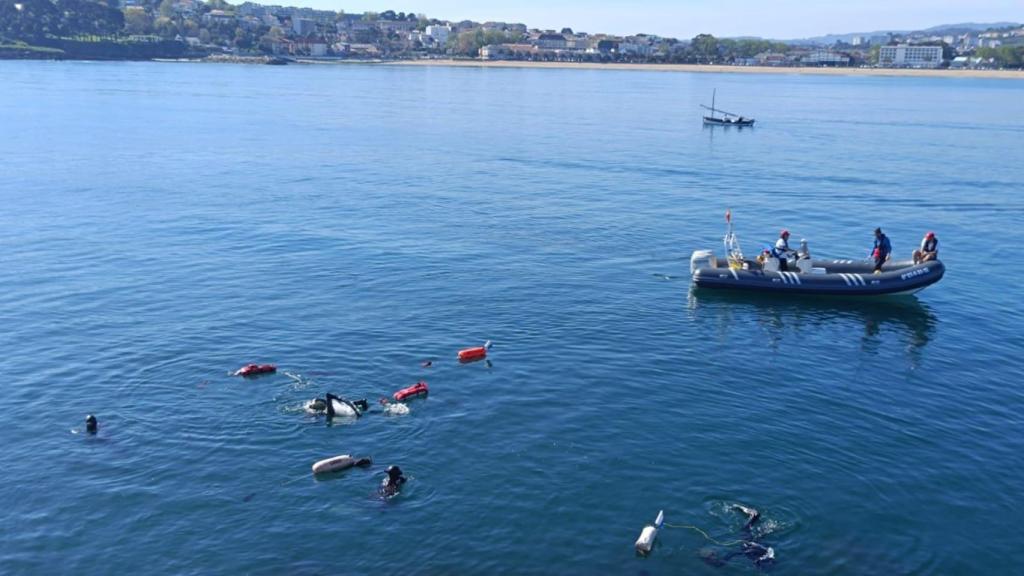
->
[[723, 209, 744, 268]]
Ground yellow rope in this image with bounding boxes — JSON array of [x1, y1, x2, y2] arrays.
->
[[662, 523, 748, 547]]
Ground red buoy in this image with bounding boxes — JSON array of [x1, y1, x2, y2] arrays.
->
[[458, 347, 486, 362], [393, 381, 429, 402], [457, 340, 492, 363], [235, 363, 277, 377]]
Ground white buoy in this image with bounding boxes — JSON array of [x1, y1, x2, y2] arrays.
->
[[635, 510, 665, 556], [312, 454, 356, 475]]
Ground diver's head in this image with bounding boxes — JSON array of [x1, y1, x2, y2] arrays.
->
[[309, 398, 327, 411], [354, 399, 369, 412], [386, 465, 403, 479], [356, 457, 373, 467], [85, 414, 98, 434], [874, 227, 883, 237]]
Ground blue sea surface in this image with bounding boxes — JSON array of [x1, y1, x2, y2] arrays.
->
[[1, 61, 1023, 574]]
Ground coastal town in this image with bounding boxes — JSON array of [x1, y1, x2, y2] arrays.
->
[[1, 0, 1023, 68]]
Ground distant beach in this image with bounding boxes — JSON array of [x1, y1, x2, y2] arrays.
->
[[388, 58, 1024, 79]]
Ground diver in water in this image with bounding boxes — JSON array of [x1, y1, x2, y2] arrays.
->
[[85, 414, 98, 434], [305, 393, 369, 419], [380, 465, 407, 497], [700, 504, 775, 569], [741, 541, 775, 567], [733, 504, 761, 532]]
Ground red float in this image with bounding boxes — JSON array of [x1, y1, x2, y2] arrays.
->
[[235, 363, 277, 377], [458, 340, 492, 363], [393, 381, 429, 402]]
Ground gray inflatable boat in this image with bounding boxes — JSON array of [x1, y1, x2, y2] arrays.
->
[[690, 253, 944, 296], [691, 212, 945, 297]]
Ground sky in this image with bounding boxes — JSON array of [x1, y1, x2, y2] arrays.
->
[[291, 0, 1021, 39]]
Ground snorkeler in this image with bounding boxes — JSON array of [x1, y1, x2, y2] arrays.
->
[[380, 465, 407, 497], [741, 541, 775, 566], [699, 504, 775, 569], [305, 393, 369, 418], [733, 504, 760, 532]]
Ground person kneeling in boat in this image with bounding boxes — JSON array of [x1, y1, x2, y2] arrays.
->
[[872, 227, 893, 273], [306, 393, 369, 419], [913, 231, 938, 264], [772, 229, 796, 271]]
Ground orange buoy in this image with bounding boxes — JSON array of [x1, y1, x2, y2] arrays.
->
[[458, 340, 492, 363]]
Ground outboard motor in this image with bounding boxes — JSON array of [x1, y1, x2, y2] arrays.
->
[[690, 250, 716, 275], [796, 239, 813, 273]]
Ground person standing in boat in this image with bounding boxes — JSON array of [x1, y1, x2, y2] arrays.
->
[[872, 228, 892, 273], [913, 232, 938, 264], [772, 230, 796, 271]]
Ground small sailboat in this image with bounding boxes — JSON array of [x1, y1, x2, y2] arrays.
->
[[702, 89, 755, 127]]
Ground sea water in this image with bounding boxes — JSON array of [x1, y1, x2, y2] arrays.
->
[[1, 61, 1022, 574]]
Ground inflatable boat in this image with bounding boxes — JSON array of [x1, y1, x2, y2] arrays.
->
[[690, 213, 944, 297], [691, 254, 944, 296]]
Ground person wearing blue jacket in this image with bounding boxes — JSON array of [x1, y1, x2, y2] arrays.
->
[[872, 228, 892, 273]]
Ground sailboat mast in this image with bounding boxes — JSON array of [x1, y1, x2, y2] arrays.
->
[[712, 89, 716, 117]]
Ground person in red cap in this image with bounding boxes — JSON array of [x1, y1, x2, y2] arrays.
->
[[913, 231, 939, 264], [772, 229, 795, 271]]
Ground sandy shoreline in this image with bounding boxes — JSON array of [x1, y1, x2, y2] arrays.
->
[[386, 59, 1024, 79]]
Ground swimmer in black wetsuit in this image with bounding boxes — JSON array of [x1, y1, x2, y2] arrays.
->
[[700, 504, 776, 569], [305, 394, 369, 418], [733, 504, 760, 532], [85, 414, 98, 434], [380, 465, 407, 497]]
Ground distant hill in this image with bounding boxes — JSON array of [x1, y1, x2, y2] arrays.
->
[[786, 22, 1020, 45]]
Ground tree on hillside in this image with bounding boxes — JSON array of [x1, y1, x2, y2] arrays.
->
[[154, 14, 176, 37], [205, 0, 231, 11], [56, 0, 123, 36], [449, 28, 524, 56], [978, 45, 1024, 67], [691, 33, 718, 63], [0, 0, 64, 40], [123, 6, 152, 34]]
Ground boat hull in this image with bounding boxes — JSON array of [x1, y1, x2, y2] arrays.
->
[[692, 258, 944, 297], [703, 116, 755, 127]]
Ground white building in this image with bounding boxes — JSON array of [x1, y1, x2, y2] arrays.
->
[[802, 50, 850, 66], [293, 18, 316, 36], [425, 25, 450, 44], [878, 44, 943, 68]]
